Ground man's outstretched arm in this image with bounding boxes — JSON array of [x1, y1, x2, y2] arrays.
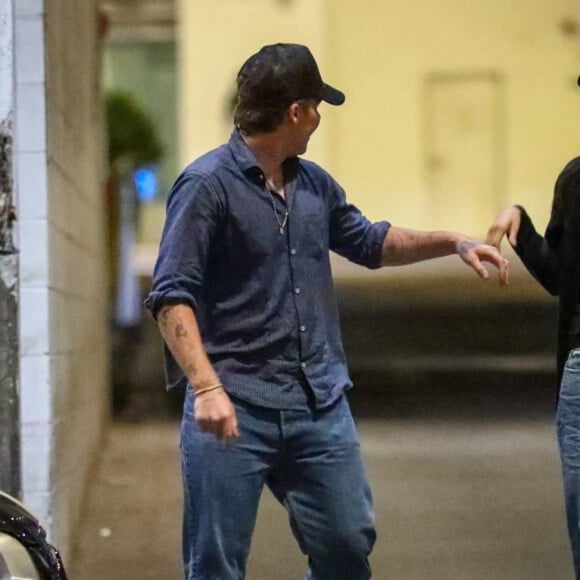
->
[[381, 226, 509, 285]]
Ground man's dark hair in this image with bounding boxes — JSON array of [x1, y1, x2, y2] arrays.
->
[[233, 92, 289, 135]]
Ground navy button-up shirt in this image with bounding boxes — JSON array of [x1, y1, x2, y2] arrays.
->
[[145, 129, 390, 410]]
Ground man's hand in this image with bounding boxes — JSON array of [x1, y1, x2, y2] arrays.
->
[[457, 239, 509, 286], [485, 206, 522, 251], [194, 387, 240, 444]]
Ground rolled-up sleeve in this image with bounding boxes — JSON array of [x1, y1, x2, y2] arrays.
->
[[144, 172, 221, 318], [328, 180, 390, 269]]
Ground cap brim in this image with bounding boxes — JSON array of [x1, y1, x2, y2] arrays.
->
[[320, 83, 345, 106]]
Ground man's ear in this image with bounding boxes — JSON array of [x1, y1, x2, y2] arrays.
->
[[287, 102, 301, 124]]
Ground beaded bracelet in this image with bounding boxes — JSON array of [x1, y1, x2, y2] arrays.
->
[[194, 383, 224, 397]]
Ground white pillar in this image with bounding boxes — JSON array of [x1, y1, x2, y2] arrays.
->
[[0, 0, 21, 498]]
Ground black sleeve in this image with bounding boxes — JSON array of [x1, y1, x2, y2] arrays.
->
[[512, 202, 562, 297]]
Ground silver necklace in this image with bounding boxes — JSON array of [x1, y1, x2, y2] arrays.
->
[[267, 186, 293, 235]]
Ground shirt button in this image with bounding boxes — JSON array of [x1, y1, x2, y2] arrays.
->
[[294, 288, 301, 294], [290, 248, 297, 255], [300, 325, 306, 332], [301, 362, 307, 369]]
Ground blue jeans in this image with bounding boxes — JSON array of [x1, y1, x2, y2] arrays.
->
[[558, 348, 580, 579], [180, 391, 376, 580]]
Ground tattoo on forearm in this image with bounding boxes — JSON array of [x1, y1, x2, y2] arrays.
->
[[157, 309, 189, 341], [156, 307, 200, 380], [175, 318, 188, 340]]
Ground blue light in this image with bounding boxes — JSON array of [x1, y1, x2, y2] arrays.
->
[[133, 166, 158, 202]]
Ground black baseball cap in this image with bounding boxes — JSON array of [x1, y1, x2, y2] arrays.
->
[[237, 43, 345, 107]]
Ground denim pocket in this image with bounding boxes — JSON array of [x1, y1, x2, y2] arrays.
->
[[557, 365, 580, 468], [559, 352, 580, 414], [565, 349, 580, 374]]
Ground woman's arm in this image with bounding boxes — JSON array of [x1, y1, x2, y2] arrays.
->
[[486, 205, 560, 296]]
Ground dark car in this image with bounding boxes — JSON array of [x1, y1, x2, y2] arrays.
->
[[0, 491, 67, 579]]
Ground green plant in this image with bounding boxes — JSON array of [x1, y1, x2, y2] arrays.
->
[[106, 91, 163, 174]]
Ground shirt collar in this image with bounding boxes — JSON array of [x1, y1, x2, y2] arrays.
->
[[228, 128, 261, 174], [228, 127, 300, 178]]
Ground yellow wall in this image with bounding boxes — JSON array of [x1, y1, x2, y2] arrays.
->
[[177, 0, 330, 166], [328, 0, 580, 234], [176, 0, 580, 238]]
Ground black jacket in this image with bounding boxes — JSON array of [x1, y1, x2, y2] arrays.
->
[[514, 157, 580, 394]]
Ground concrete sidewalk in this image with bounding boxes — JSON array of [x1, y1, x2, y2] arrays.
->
[[68, 407, 572, 580]]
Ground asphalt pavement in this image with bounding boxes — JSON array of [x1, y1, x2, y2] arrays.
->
[[68, 388, 572, 579]]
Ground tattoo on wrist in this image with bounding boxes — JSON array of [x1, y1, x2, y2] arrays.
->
[[457, 240, 479, 256]]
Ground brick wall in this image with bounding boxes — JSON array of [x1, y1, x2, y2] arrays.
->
[[16, 0, 110, 561]]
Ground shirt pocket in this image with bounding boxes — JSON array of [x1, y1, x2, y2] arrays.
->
[[302, 213, 327, 258]]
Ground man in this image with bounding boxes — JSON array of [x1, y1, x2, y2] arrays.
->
[[486, 154, 580, 579], [146, 43, 508, 580]]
